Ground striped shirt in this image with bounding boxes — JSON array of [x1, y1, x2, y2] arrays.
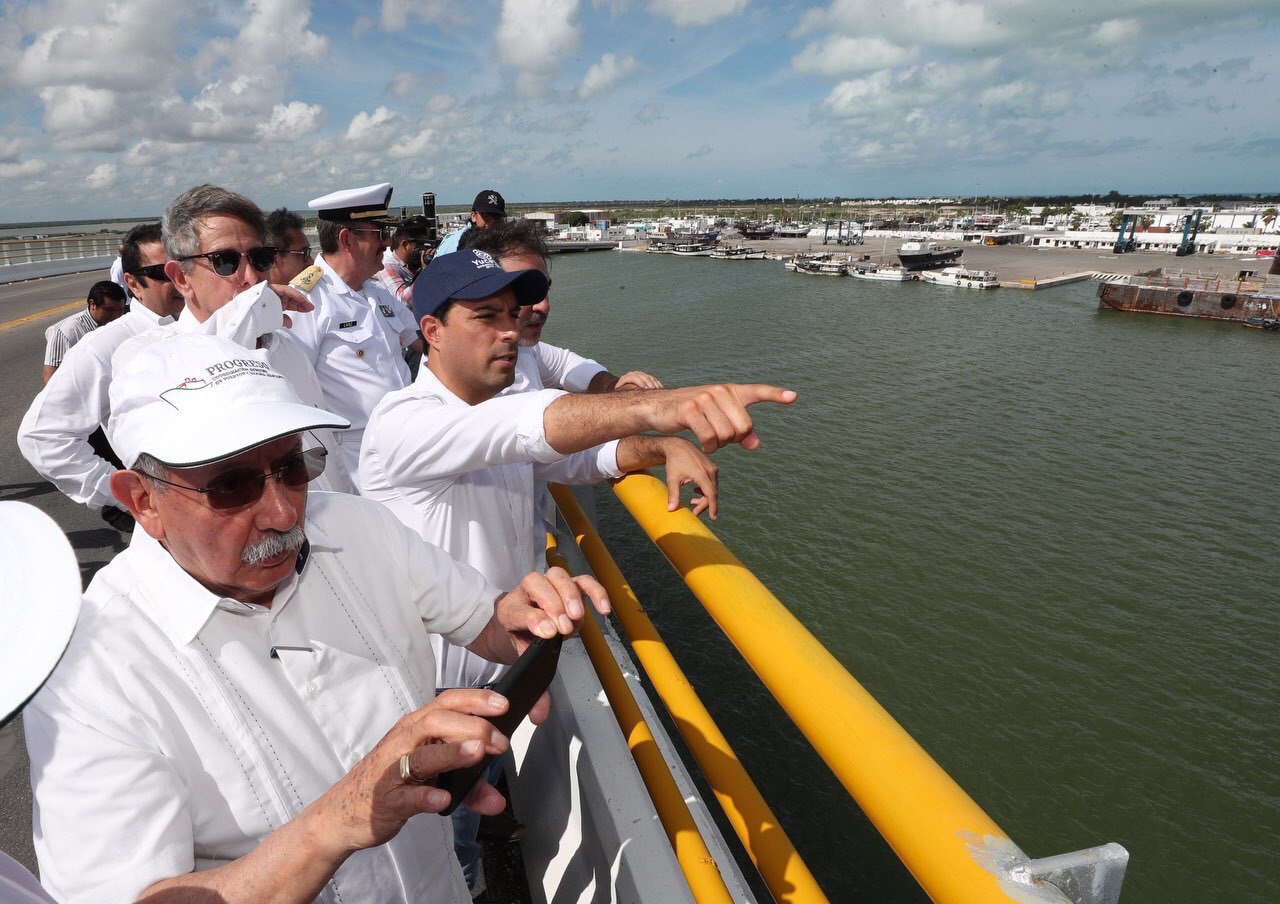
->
[[43, 310, 99, 368]]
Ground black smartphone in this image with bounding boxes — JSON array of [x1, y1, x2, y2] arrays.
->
[[436, 633, 564, 815]]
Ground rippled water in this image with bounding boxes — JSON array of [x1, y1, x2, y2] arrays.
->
[[546, 250, 1279, 903]]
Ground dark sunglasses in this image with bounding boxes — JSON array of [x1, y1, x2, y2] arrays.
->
[[142, 447, 327, 509], [179, 246, 278, 277], [130, 263, 171, 283]]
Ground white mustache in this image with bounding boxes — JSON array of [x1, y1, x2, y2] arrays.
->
[[242, 524, 305, 565]]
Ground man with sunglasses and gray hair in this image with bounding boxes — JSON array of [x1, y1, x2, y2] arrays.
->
[[24, 333, 609, 903], [18, 222, 186, 530], [282, 183, 424, 481], [112, 183, 357, 494]]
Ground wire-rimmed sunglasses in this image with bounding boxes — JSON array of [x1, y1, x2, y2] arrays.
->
[[179, 246, 278, 277], [141, 446, 327, 509]]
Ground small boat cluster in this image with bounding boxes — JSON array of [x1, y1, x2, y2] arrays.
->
[[643, 231, 999, 289]]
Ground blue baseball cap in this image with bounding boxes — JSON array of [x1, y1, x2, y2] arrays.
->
[[412, 249, 549, 321]]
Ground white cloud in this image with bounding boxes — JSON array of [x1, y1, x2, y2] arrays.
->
[[497, 0, 581, 96], [85, 163, 117, 189], [0, 159, 47, 179], [257, 101, 327, 140], [38, 84, 121, 141], [634, 102, 664, 124], [578, 52, 643, 99], [389, 128, 437, 159], [388, 72, 422, 99], [346, 106, 402, 142], [792, 35, 916, 77], [648, 0, 747, 27]]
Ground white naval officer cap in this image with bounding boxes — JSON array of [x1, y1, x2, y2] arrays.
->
[[308, 182, 399, 225], [107, 334, 350, 469], [0, 502, 81, 724]]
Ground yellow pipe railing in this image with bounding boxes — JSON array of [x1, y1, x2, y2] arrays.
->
[[545, 533, 737, 904], [607, 473, 1059, 904], [550, 486, 828, 903]]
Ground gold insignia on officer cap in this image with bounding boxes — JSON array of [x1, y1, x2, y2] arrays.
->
[[309, 182, 398, 225], [289, 265, 324, 293]]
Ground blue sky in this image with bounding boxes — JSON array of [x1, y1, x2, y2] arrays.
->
[[0, 0, 1277, 221]]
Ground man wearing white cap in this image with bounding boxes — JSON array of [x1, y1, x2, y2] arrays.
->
[[283, 182, 424, 480], [0, 502, 80, 904], [23, 334, 609, 903], [110, 183, 357, 495]]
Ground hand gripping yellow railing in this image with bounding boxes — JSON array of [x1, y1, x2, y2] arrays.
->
[[561, 473, 1122, 904]]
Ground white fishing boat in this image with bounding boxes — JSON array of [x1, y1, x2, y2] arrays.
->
[[920, 265, 999, 289], [794, 255, 846, 276], [669, 243, 718, 256], [709, 245, 766, 260], [848, 262, 915, 282]]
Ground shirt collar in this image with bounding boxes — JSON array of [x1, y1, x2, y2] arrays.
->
[[315, 253, 374, 299], [128, 302, 175, 328], [412, 361, 469, 407], [126, 507, 340, 647]]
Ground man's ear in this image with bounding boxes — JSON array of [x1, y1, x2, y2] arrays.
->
[[420, 314, 444, 350], [110, 470, 167, 541]]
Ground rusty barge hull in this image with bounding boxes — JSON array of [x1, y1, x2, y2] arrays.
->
[[1097, 270, 1280, 328]]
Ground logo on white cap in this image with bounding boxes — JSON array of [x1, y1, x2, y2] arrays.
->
[[160, 358, 281, 409]]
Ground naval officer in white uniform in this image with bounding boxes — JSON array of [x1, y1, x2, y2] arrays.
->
[[282, 183, 423, 481]]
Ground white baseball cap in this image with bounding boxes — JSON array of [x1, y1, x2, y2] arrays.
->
[[108, 333, 350, 468], [0, 502, 81, 721]]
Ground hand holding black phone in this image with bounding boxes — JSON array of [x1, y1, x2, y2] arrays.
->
[[436, 633, 564, 815]]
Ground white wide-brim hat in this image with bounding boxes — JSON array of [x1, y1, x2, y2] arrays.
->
[[108, 333, 350, 468], [0, 502, 81, 720]]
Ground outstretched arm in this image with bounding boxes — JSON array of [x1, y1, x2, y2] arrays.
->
[[542, 383, 797, 457]]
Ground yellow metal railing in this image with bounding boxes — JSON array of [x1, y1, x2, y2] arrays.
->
[[550, 489, 828, 903], [556, 473, 1076, 904], [545, 533, 737, 904]]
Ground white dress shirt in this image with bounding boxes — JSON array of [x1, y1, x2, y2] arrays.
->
[[360, 366, 620, 688], [516, 341, 606, 393], [109, 256, 127, 295], [19, 302, 174, 510], [25, 492, 498, 904], [0, 853, 55, 904], [112, 284, 358, 495], [283, 254, 416, 480]]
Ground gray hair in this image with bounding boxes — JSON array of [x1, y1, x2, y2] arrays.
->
[[162, 184, 268, 271], [132, 452, 171, 489]]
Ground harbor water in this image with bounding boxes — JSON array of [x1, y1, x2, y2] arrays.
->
[[545, 250, 1278, 903]]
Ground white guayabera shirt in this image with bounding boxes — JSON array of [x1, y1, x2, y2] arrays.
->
[[359, 365, 619, 689], [25, 492, 499, 904]]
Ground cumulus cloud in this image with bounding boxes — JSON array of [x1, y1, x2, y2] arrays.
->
[[0, 159, 47, 179], [86, 163, 117, 189], [257, 102, 327, 140], [346, 106, 402, 142], [792, 35, 916, 77], [648, 0, 747, 27], [578, 53, 643, 99], [497, 0, 581, 96]]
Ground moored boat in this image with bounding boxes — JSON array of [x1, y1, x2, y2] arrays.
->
[[920, 265, 999, 288], [848, 261, 915, 282], [669, 243, 718, 256], [709, 245, 765, 260], [897, 240, 964, 271], [793, 253, 847, 276]]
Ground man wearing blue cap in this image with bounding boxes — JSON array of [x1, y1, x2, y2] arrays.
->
[[359, 248, 796, 888]]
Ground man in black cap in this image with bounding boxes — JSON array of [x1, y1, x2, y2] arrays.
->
[[433, 188, 507, 256]]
